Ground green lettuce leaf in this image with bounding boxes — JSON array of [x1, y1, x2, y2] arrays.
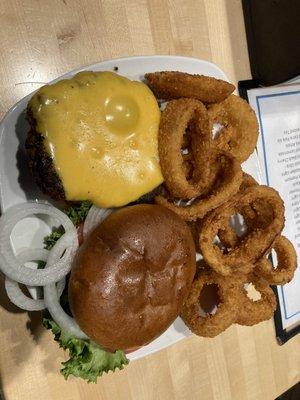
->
[[44, 229, 64, 250], [43, 313, 129, 383], [42, 200, 129, 382], [43, 200, 92, 250], [65, 200, 92, 226]]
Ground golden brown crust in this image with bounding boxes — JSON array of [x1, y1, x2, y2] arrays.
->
[[199, 185, 285, 276], [181, 269, 239, 337], [254, 236, 297, 285], [158, 98, 213, 199], [208, 95, 259, 163], [217, 173, 259, 248], [69, 204, 196, 351], [236, 274, 277, 326], [156, 151, 243, 221], [145, 71, 235, 103]]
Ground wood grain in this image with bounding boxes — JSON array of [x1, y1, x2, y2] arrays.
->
[[0, 1, 299, 399]]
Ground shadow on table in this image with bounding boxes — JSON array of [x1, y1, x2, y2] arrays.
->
[[0, 274, 24, 315], [0, 373, 5, 400], [0, 273, 44, 339], [0, 274, 45, 372], [0, 268, 62, 387]]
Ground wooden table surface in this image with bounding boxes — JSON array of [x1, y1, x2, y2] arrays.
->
[[0, 1, 299, 399]]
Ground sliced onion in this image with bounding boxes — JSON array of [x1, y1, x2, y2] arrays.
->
[[5, 249, 48, 311], [56, 279, 66, 298], [44, 233, 87, 339], [17, 249, 66, 298], [0, 202, 85, 337], [83, 205, 113, 239], [5, 278, 45, 311], [44, 282, 86, 338], [4, 249, 66, 311], [17, 249, 49, 265], [0, 202, 78, 285]]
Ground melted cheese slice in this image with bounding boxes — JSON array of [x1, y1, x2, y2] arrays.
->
[[29, 71, 163, 207]]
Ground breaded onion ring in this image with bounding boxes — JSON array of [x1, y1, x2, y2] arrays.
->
[[208, 95, 259, 163], [182, 154, 193, 180], [158, 98, 213, 199], [242, 199, 275, 230], [156, 150, 243, 221], [145, 71, 235, 104], [199, 185, 285, 276], [239, 173, 258, 191], [217, 222, 240, 249], [218, 173, 258, 248], [236, 274, 276, 326], [181, 269, 239, 337], [255, 236, 297, 285]]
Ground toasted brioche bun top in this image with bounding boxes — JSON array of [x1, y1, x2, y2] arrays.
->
[[69, 204, 196, 351]]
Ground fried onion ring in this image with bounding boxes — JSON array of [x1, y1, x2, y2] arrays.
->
[[236, 274, 276, 326], [182, 154, 193, 180], [218, 173, 258, 247], [158, 98, 213, 199], [156, 150, 243, 221], [145, 71, 235, 104], [208, 95, 259, 162], [199, 185, 285, 276], [217, 219, 241, 249], [239, 173, 258, 191], [255, 236, 297, 285], [242, 199, 275, 230], [180, 269, 239, 337]]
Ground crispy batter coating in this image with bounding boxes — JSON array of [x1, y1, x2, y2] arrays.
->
[[199, 185, 285, 276], [218, 173, 258, 248], [255, 236, 297, 285], [146, 71, 297, 336], [239, 173, 259, 191], [158, 98, 213, 199], [181, 269, 239, 337], [208, 95, 259, 162], [236, 274, 276, 326], [156, 151, 243, 221], [145, 71, 235, 104]]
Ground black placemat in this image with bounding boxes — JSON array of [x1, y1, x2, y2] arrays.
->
[[242, 0, 300, 86]]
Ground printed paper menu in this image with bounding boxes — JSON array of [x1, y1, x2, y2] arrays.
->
[[248, 83, 300, 330]]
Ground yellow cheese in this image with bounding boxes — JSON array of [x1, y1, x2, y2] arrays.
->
[[29, 71, 163, 207]]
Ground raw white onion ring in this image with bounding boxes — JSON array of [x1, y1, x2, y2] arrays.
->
[[5, 249, 66, 311], [83, 205, 113, 239], [44, 232, 86, 338], [5, 279, 45, 311], [0, 202, 78, 286], [17, 249, 66, 298], [5, 249, 48, 311]]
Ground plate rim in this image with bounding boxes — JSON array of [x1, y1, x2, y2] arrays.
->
[[0, 55, 231, 361]]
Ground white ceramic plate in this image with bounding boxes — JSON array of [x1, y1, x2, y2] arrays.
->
[[0, 55, 261, 361]]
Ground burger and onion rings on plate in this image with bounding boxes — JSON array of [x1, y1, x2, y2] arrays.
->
[[0, 57, 297, 382]]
